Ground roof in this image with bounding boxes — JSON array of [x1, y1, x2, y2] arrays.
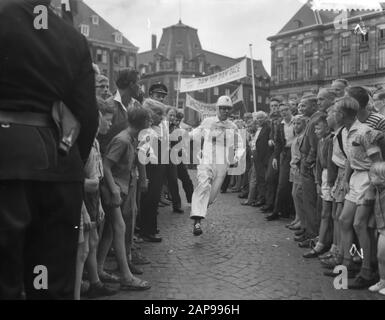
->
[[271, 2, 385, 39], [50, 0, 138, 51], [202, 50, 237, 69]]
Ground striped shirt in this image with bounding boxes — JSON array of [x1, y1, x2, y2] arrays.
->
[[364, 112, 385, 132]]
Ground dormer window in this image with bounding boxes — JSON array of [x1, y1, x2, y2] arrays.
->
[[80, 24, 89, 37], [92, 15, 99, 25], [114, 32, 123, 44], [293, 19, 303, 28], [199, 60, 204, 73]]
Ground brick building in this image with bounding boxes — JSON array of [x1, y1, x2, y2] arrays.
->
[[137, 20, 270, 113], [51, 0, 138, 92], [267, 3, 385, 101]]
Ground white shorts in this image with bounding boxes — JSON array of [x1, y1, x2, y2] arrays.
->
[[321, 169, 333, 202], [345, 170, 375, 205]]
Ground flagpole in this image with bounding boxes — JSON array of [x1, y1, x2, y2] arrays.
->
[[176, 71, 181, 108], [249, 44, 257, 113]]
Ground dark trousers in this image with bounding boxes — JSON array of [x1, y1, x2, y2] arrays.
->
[[177, 163, 194, 203], [255, 159, 267, 203], [273, 148, 295, 217], [300, 162, 319, 238], [221, 174, 231, 192], [166, 163, 182, 210], [0, 180, 82, 300], [140, 164, 166, 236], [265, 154, 279, 207]]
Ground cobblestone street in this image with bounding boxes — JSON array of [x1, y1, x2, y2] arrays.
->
[[106, 171, 385, 300]]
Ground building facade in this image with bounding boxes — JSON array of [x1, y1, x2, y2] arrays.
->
[[137, 20, 270, 113], [51, 0, 138, 92], [268, 3, 385, 101]]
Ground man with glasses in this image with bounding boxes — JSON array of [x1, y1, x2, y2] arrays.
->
[[95, 75, 111, 101]]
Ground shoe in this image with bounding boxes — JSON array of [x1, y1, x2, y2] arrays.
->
[[155, 229, 160, 234], [323, 267, 358, 279], [128, 261, 143, 275], [131, 251, 151, 265], [265, 213, 279, 221], [294, 229, 305, 237], [379, 287, 385, 296], [298, 238, 313, 248], [241, 201, 252, 206], [261, 205, 274, 213], [220, 189, 227, 193], [255, 201, 266, 207], [159, 198, 171, 206], [120, 277, 151, 291], [294, 234, 309, 242], [320, 256, 343, 269], [288, 224, 301, 231], [141, 234, 162, 243], [80, 280, 90, 297], [87, 281, 118, 299], [173, 208, 184, 214], [238, 193, 248, 199], [369, 279, 385, 292], [318, 251, 334, 260], [193, 223, 203, 236], [303, 247, 328, 259], [348, 275, 378, 290], [98, 271, 121, 283]]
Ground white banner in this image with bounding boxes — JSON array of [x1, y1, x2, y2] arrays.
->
[[186, 94, 216, 119], [180, 59, 247, 93]]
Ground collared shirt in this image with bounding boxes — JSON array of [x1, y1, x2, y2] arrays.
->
[[344, 120, 382, 171], [250, 128, 262, 151], [114, 90, 140, 112], [290, 133, 304, 183], [332, 126, 347, 169], [84, 139, 103, 180], [282, 118, 295, 148], [365, 112, 385, 132], [190, 116, 245, 164]]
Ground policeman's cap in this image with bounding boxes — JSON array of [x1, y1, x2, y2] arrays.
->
[[149, 83, 168, 96]]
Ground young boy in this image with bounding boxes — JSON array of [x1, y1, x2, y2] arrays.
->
[[98, 106, 152, 291], [74, 100, 117, 300], [303, 115, 336, 258]]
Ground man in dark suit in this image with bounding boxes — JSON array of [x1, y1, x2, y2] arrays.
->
[[252, 112, 272, 207], [0, 0, 98, 299], [266, 102, 295, 221]]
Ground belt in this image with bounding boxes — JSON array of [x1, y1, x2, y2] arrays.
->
[[0, 110, 54, 128]]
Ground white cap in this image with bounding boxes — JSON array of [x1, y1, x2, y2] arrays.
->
[[216, 95, 233, 108]]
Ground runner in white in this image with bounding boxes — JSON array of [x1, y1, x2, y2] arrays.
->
[[189, 96, 245, 236]]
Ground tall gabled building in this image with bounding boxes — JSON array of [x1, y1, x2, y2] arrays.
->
[[137, 20, 270, 113], [268, 2, 385, 100], [51, 0, 138, 92]]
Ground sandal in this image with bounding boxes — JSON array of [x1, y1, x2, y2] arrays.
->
[[120, 277, 151, 291], [241, 201, 251, 206], [98, 271, 121, 283]]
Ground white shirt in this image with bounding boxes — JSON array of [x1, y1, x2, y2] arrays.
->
[[282, 118, 295, 148], [190, 116, 245, 165], [114, 90, 139, 112], [250, 128, 262, 151]]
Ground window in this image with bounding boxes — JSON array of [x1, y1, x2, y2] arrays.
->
[[305, 59, 313, 78], [325, 39, 332, 51], [359, 51, 369, 71], [258, 95, 262, 103], [380, 28, 385, 39], [290, 46, 297, 56], [266, 97, 269, 104], [341, 36, 349, 48], [176, 41, 182, 47], [92, 15, 99, 25], [258, 80, 262, 87], [119, 55, 126, 67], [114, 32, 123, 44], [199, 60, 204, 73], [128, 56, 135, 68], [225, 89, 230, 96], [325, 57, 333, 76], [140, 66, 146, 75], [174, 79, 179, 91], [289, 62, 297, 80], [276, 64, 284, 81], [342, 55, 350, 74], [213, 87, 219, 96], [360, 33, 369, 43], [96, 49, 102, 63], [102, 50, 108, 64], [155, 60, 160, 72], [250, 93, 253, 102], [304, 42, 312, 53], [276, 49, 283, 58], [379, 48, 385, 68], [80, 24, 89, 37]]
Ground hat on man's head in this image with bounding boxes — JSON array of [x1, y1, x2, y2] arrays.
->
[[149, 83, 168, 96], [116, 68, 138, 89]]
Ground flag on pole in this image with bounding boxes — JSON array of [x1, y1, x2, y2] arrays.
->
[[61, 0, 78, 25], [230, 85, 244, 105], [184, 95, 202, 127]]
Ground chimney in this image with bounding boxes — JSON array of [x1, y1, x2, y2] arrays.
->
[[151, 34, 157, 50]]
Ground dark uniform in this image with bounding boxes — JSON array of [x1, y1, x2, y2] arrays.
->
[[0, 0, 98, 299]]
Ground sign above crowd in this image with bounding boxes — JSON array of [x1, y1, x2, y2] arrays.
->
[[180, 59, 247, 93]]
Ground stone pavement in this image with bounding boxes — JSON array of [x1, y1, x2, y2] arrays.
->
[[104, 171, 385, 300]]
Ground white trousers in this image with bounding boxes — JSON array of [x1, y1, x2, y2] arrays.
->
[[190, 163, 228, 219]]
